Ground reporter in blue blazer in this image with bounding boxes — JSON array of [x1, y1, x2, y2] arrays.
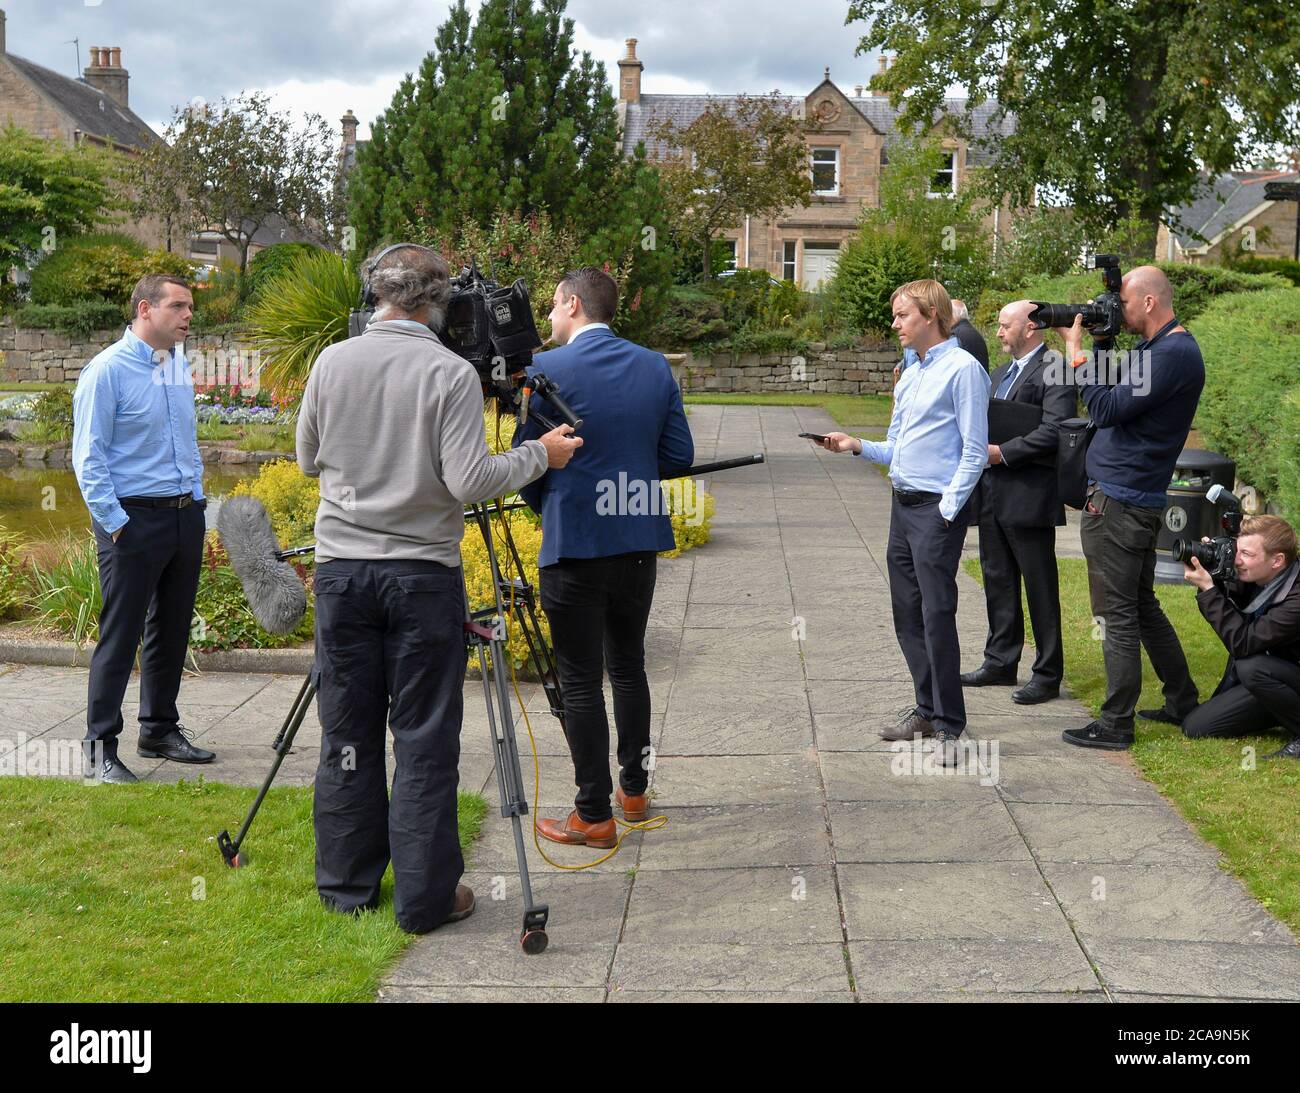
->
[[513, 267, 693, 848]]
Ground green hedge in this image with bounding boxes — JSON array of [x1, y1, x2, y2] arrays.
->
[[1195, 286, 1300, 517], [13, 301, 126, 337], [245, 242, 325, 301], [29, 232, 194, 307], [831, 227, 929, 336], [1228, 256, 1300, 287]]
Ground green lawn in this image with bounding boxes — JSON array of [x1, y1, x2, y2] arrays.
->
[[684, 392, 893, 432], [195, 420, 297, 452], [966, 556, 1300, 932], [0, 778, 488, 1001], [0, 382, 71, 394]]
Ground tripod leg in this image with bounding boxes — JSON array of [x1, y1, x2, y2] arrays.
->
[[217, 667, 319, 869]]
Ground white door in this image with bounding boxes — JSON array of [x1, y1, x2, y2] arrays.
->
[[801, 246, 840, 290]]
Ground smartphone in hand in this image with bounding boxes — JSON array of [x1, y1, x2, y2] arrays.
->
[[798, 432, 828, 443]]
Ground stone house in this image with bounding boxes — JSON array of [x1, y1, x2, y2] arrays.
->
[[1157, 169, 1300, 265], [615, 41, 1016, 289]]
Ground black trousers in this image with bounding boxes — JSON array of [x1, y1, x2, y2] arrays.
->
[[976, 505, 1064, 685], [1080, 486, 1198, 733], [1183, 655, 1300, 739], [86, 503, 205, 762], [312, 558, 466, 934], [887, 495, 972, 736], [539, 552, 657, 823]]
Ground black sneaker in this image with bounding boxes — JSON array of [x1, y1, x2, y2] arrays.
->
[[1063, 721, 1134, 750], [1138, 707, 1184, 726], [1264, 737, 1300, 760]]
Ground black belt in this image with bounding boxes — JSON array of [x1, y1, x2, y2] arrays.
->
[[893, 489, 942, 506], [119, 493, 194, 509]]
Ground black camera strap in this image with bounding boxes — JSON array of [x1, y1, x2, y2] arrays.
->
[[1139, 317, 1181, 350]]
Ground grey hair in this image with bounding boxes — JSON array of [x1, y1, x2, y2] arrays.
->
[[951, 299, 969, 322], [364, 244, 451, 325]]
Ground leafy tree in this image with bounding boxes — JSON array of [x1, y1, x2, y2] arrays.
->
[[0, 126, 118, 268], [134, 93, 342, 290], [649, 93, 814, 281], [849, 0, 1300, 253]]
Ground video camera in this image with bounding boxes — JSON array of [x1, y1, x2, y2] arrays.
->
[[1170, 485, 1244, 582], [347, 247, 580, 429], [1028, 254, 1124, 339]]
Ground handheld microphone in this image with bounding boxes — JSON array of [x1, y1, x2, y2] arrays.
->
[[217, 496, 309, 634]]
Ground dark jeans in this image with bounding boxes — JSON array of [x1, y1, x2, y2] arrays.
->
[[1081, 486, 1198, 733], [539, 552, 657, 823], [976, 507, 1063, 686], [312, 558, 466, 934], [887, 495, 972, 736], [1183, 655, 1300, 739], [86, 503, 205, 762]]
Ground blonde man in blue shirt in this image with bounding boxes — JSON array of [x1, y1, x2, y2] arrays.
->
[[72, 274, 214, 783], [819, 280, 990, 762]]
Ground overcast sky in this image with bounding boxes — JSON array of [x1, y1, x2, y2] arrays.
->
[[5, 0, 887, 140]]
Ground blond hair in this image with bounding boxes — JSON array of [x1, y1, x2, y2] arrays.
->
[[1241, 515, 1298, 566], [890, 279, 953, 338]]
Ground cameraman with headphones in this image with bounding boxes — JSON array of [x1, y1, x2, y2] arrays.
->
[[296, 243, 581, 933], [1182, 514, 1300, 759]]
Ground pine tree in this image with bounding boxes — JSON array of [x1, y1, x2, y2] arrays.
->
[[349, 0, 628, 250]]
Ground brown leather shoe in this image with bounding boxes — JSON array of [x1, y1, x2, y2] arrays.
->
[[443, 883, 475, 924], [537, 810, 617, 849], [615, 785, 648, 822]]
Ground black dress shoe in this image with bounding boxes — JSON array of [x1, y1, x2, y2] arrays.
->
[[880, 708, 934, 741], [1062, 721, 1134, 750], [137, 726, 215, 764], [1137, 707, 1184, 726], [1013, 680, 1060, 705], [94, 757, 140, 784], [1264, 737, 1300, 760], [960, 666, 1018, 687]]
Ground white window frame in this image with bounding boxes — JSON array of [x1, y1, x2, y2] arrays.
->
[[782, 241, 797, 282], [720, 239, 737, 271], [811, 146, 840, 196], [928, 150, 957, 198]]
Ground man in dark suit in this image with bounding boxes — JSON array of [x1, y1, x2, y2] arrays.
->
[[514, 267, 694, 848], [951, 299, 990, 369], [960, 299, 1075, 704]]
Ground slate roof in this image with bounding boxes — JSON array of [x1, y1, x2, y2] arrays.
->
[[621, 91, 1015, 164], [1168, 170, 1299, 250], [6, 53, 156, 149]]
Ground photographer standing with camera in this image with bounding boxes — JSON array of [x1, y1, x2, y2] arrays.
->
[[1181, 516, 1300, 759], [296, 244, 581, 933], [1059, 266, 1204, 751]]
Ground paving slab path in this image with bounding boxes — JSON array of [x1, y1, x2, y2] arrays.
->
[[2, 404, 1295, 1002]]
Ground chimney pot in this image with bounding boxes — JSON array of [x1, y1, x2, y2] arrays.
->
[[625, 38, 638, 60], [84, 45, 129, 108], [110, 46, 121, 68], [617, 35, 644, 105]]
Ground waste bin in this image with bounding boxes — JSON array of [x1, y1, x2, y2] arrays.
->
[[1154, 449, 1237, 583]]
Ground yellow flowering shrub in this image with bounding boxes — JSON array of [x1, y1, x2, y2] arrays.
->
[[230, 458, 320, 547]]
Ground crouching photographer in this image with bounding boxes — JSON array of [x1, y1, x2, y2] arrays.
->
[[1181, 515, 1300, 759], [296, 243, 581, 932]]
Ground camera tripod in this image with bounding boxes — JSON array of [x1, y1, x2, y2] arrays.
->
[[217, 497, 565, 954]]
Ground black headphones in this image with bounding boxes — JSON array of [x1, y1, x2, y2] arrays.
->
[[359, 242, 440, 309]]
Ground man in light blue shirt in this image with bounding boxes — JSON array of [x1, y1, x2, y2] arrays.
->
[[820, 279, 989, 759], [72, 274, 215, 783]]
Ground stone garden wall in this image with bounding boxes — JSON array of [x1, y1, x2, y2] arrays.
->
[[0, 318, 256, 385], [680, 344, 900, 395]]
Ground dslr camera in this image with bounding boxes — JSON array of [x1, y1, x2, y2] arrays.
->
[[1028, 254, 1123, 339], [1170, 485, 1243, 582]]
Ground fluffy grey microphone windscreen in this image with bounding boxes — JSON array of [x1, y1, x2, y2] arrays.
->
[[217, 496, 308, 634]]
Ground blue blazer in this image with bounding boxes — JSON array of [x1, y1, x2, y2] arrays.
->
[[513, 327, 694, 567]]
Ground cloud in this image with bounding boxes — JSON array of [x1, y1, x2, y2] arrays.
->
[[5, 0, 883, 140]]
